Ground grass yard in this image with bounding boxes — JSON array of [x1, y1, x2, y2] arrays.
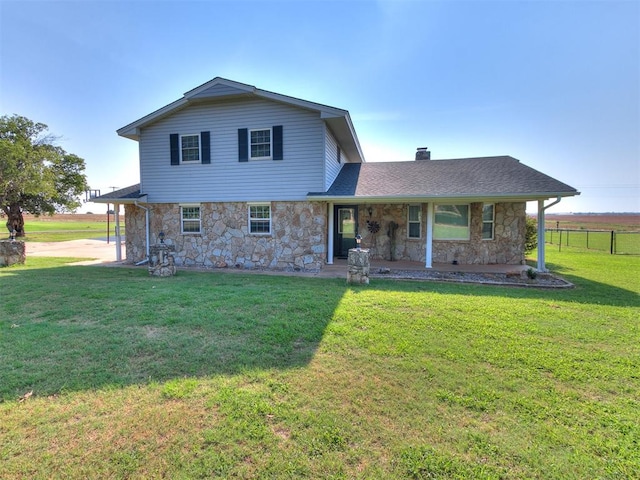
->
[[0, 250, 638, 479], [9, 214, 123, 242]]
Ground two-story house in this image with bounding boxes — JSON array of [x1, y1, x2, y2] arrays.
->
[[95, 77, 578, 272]]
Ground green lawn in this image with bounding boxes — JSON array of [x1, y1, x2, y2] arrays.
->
[[12, 219, 123, 242], [0, 250, 638, 479]]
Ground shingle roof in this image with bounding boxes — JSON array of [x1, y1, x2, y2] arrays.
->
[[93, 184, 142, 202], [310, 156, 578, 200]]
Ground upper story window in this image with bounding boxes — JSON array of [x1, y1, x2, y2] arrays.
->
[[433, 204, 470, 240], [180, 134, 200, 163], [250, 128, 272, 159], [482, 203, 495, 240], [181, 205, 201, 234], [170, 132, 210, 165], [238, 126, 283, 162], [249, 203, 271, 234], [408, 205, 422, 239]]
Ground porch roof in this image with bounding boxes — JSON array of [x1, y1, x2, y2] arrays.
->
[[308, 156, 579, 202], [92, 184, 145, 204]]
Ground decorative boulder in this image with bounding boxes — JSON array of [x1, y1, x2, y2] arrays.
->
[[0, 240, 26, 267]]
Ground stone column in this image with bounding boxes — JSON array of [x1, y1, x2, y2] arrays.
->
[[0, 240, 26, 267], [148, 244, 176, 277], [347, 248, 370, 285]]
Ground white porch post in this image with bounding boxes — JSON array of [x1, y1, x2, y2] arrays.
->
[[537, 200, 547, 272], [425, 202, 433, 268], [327, 202, 334, 264], [115, 204, 122, 262]]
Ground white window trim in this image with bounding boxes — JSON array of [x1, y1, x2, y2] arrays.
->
[[433, 204, 471, 241], [407, 204, 422, 239], [180, 134, 201, 164], [249, 127, 272, 160], [482, 203, 495, 241], [180, 204, 201, 234], [248, 202, 272, 235]]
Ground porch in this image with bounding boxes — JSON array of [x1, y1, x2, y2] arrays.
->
[[317, 258, 530, 279]]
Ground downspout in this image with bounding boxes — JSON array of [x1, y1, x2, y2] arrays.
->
[[134, 201, 150, 266], [537, 196, 562, 272]]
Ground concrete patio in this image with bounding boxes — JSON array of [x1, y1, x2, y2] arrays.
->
[[317, 258, 529, 278]]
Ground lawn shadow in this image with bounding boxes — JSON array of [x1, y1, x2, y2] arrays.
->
[[371, 261, 639, 308], [0, 265, 347, 401]]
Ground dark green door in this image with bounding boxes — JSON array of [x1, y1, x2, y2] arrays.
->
[[334, 206, 358, 258]]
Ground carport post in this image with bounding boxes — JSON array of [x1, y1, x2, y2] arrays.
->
[[115, 204, 122, 262]]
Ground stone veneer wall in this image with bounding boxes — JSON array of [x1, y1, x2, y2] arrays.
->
[[358, 202, 526, 265], [125, 202, 326, 271]]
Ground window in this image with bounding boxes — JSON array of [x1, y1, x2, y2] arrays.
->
[[249, 204, 271, 234], [250, 128, 272, 159], [433, 204, 470, 240], [181, 205, 201, 233], [338, 208, 355, 235], [337, 145, 341, 164], [180, 134, 200, 163], [239, 127, 282, 161], [408, 205, 421, 238], [482, 203, 495, 240]]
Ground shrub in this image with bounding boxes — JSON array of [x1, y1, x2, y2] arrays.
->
[[525, 216, 538, 255]]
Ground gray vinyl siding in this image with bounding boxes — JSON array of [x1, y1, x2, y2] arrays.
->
[[324, 128, 341, 191], [324, 127, 355, 191], [189, 84, 248, 100], [139, 98, 325, 203]]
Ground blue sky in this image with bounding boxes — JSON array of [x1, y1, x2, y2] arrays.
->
[[1, 0, 638, 213]]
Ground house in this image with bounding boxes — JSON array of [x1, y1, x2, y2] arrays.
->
[[95, 77, 578, 272]]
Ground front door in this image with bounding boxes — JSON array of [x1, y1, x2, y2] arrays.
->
[[334, 205, 358, 258]]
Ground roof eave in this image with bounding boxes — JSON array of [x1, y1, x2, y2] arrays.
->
[[117, 98, 188, 141], [306, 191, 580, 203]]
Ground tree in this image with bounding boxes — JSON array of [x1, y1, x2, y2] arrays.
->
[[0, 114, 88, 237]]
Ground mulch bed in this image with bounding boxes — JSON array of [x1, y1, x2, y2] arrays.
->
[[371, 269, 573, 288]]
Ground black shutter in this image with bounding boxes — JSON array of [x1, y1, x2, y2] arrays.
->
[[273, 125, 283, 160], [170, 134, 179, 165], [238, 128, 248, 162], [201, 131, 210, 164]]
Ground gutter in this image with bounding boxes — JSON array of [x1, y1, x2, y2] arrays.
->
[[306, 192, 579, 203]]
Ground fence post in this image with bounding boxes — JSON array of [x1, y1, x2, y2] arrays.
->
[[559, 230, 562, 252], [566, 229, 569, 246], [610, 231, 615, 255], [586, 230, 589, 249]]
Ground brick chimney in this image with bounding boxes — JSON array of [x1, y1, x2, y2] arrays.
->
[[415, 147, 430, 160]]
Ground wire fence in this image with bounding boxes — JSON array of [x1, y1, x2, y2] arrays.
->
[[545, 229, 640, 255]]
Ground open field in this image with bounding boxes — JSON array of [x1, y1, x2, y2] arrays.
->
[[544, 213, 640, 232], [4, 214, 123, 242], [1, 250, 638, 478], [542, 214, 640, 255], [21, 213, 113, 223]]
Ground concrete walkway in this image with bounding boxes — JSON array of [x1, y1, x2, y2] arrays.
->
[[26, 239, 124, 266]]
